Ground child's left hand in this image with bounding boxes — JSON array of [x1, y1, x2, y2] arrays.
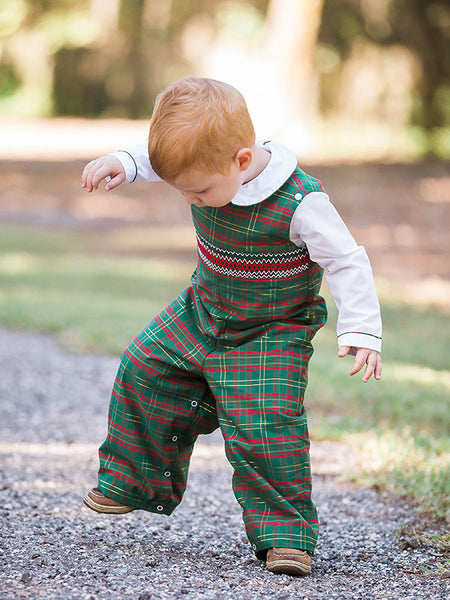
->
[[337, 346, 382, 383]]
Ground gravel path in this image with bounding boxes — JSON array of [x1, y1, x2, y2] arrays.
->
[[0, 327, 447, 599]]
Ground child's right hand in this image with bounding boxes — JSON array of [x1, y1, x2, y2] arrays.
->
[[81, 155, 126, 192]]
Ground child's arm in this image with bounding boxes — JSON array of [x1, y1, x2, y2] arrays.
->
[[290, 192, 382, 382], [81, 143, 162, 192]]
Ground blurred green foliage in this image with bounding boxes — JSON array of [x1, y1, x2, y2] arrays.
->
[[0, 0, 449, 155], [319, 0, 450, 154]]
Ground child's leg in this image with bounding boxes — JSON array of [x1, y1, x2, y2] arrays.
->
[[205, 325, 318, 557], [96, 289, 218, 514]]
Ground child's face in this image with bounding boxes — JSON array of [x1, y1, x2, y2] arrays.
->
[[170, 162, 244, 208]]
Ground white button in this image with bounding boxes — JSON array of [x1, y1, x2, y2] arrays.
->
[[252, 543, 257, 550], [294, 193, 302, 200], [191, 400, 198, 407], [164, 471, 171, 477], [156, 505, 164, 512], [172, 435, 178, 442]]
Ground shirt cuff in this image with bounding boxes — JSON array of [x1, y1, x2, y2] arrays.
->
[[111, 150, 138, 183], [337, 331, 382, 353]]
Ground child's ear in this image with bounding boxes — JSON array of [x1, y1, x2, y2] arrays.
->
[[235, 148, 252, 171]]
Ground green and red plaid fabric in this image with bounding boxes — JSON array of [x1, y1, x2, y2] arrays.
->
[[97, 167, 327, 555]]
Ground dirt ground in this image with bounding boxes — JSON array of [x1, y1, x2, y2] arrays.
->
[[1, 126, 449, 306], [1, 326, 448, 600]]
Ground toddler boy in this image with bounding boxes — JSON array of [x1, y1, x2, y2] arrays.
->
[[81, 77, 382, 576]]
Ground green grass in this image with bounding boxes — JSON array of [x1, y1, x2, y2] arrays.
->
[[0, 225, 193, 352], [308, 300, 449, 521], [1, 224, 449, 524]]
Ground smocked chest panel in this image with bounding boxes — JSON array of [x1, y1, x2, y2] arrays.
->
[[190, 169, 326, 333], [195, 231, 310, 280]]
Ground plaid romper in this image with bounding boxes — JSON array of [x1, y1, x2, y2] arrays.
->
[[97, 167, 327, 556]]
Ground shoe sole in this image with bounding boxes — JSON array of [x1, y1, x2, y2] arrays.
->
[[83, 493, 134, 514], [266, 558, 311, 576]]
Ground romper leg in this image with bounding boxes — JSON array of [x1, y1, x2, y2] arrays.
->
[[205, 324, 318, 556], [97, 288, 218, 514]]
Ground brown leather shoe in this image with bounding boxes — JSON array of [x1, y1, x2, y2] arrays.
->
[[266, 547, 312, 576], [83, 488, 134, 514]]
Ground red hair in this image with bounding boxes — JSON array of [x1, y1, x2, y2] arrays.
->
[[148, 77, 255, 182]]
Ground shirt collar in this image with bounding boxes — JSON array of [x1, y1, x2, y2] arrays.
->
[[231, 141, 298, 206]]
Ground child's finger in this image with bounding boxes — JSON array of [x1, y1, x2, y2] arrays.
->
[[81, 160, 99, 186], [337, 345, 350, 358], [81, 162, 100, 191], [374, 356, 383, 380], [362, 354, 377, 383], [81, 160, 95, 181], [105, 173, 125, 191], [90, 166, 108, 190], [89, 165, 115, 191], [81, 165, 91, 188], [349, 354, 366, 376]]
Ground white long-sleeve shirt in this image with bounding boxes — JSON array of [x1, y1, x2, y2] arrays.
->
[[112, 141, 382, 352]]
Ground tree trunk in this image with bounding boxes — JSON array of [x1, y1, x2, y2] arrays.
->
[[264, 0, 324, 128], [119, 0, 147, 118]]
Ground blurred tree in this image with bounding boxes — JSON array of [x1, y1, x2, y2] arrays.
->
[[118, 0, 146, 118], [53, 47, 109, 116], [265, 0, 324, 125], [388, 0, 450, 134], [319, 0, 450, 137], [0, 0, 448, 157]]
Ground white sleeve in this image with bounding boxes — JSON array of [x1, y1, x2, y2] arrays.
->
[[111, 143, 162, 183], [290, 191, 382, 352]]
